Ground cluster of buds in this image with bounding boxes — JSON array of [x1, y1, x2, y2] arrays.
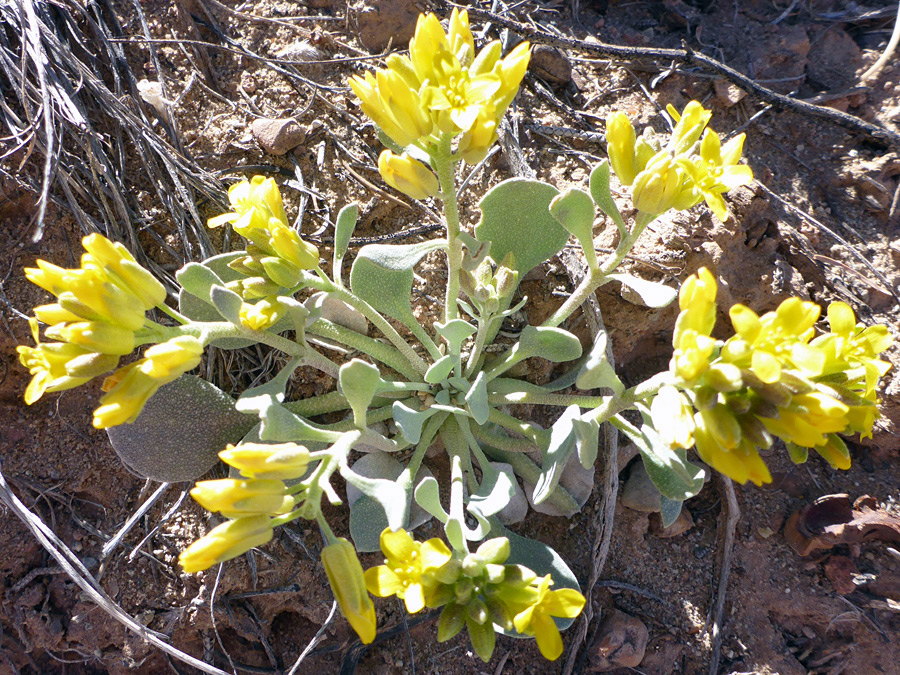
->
[[349, 9, 531, 199], [178, 442, 316, 572], [364, 529, 585, 661], [17, 233, 202, 428], [651, 268, 892, 484], [460, 254, 518, 318], [208, 176, 320, 329], [606, 101, 754, 220]]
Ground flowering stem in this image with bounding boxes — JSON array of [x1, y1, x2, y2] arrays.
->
[[155, 302, 190, 325], [434, 132, 462, 325], [306, 318, 420, 381], [541, 212, 657, 328], [327, 285, 429, 375]]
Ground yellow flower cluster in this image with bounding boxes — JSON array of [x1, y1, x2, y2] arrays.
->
[[17, 233, 201, 428], [208, 176, 319, 329], [606, 101, 753, 220], [349, 9, 530, 198], [364, 528, 585, 661], [178, 442, 316, 574], [653, 267, 893, 485]]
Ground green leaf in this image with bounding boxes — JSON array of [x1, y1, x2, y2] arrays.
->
[[425, 354, 456, 384], [414, 476, 449, 524], [549, 188, 595, 254], [589, 160, 626, 236], [334, 203, 359, 262], [618, 419, 705, 501], [343, 458, 412, 549], [660, 497, 683, 528], [533, 405, 580, 505], [517, 326, 583, 363], [236, 361, 341, 443], [468, 462, 515, 520], [608, 273, 678, 308], [464, 371, 490, 425], [457, 231, 491, 271], [349, 239, 446, 332], [435, 319, 477, 354], [475, 178, 567, 280], [576, 330, 624, 394], [178, 253, 256, 348], [210, 284, 243, 324], [176, 262, 224, 305], [339, 359, 383, 428], [392, 399, 438, 445], [572, 418, 600, 469], [107, 375, 255, 482]]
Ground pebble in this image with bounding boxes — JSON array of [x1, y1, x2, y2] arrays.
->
[[588, 609, 649, 671], [530, 45, 572, 86], [621, 460, 661, 513], [650, 505, 694, 537], [250, 118, 306, 155]]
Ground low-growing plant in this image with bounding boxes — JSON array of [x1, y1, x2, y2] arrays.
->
[[16, 9, 892, 663]]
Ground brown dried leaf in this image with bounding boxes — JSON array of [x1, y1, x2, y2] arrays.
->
[[784, 494, 900, 556]]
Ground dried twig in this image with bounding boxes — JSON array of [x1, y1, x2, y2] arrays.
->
[[707, 476, 739, 675], [450, 3, 900, 148]]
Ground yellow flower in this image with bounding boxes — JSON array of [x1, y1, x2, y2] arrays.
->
[[650, 385, 695, 449], [208, 176, 288, 232], [350, 9, 529, 161], [179, 515, 274, 573], [17, 319, 94, 404], [512, 575, 585, 661], [219, 442, 311, 480], [631, 152, 689, 215], [44, 321, 135, 356], [93, 336, 203, 428], [365, 528, 452, 613], [81, 233, 167, 310], [239, 297, 287, 331], [812, 301, 892, 396], [692, 417, 771, 486], [606, 111, 638, 185], [322, 538, 377, 644], [26, 262, 146, 331], [267, 222, 319, 271], [378, 150, 439, 200], [724, 298, 823, 384], [190, 478, 293, 518], [677, 129, 753, 220], [666, 100, 712, 155]]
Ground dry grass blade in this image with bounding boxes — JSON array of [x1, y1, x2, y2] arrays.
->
[[0, 0, 223, 279]]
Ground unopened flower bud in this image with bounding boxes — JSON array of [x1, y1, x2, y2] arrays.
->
[[378, 151, 439, 200]]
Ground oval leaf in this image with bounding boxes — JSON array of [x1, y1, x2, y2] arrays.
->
[[475, 178, 566, 279], [608, 273, 678, 309], [107, 375, 255, 482]]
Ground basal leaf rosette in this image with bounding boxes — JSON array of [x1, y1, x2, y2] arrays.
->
[[650, 267, 893, 485]]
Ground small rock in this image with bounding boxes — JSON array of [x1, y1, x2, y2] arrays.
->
[[530, 45, 572, 86], [650, 505, 694, 537], [250, 118, 306, 155], [349, 0, 419, 52], [588, 609, 649, 671], [239, 70, 257, 94], [621, 460, 661, 513], [616, 442, 640, 475], [713, 79, 746, 107], [638, 634, 683, 674]]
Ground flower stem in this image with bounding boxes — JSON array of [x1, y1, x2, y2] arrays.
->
[[541, 212, 656, 328], [434, 132, 462, 325]]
